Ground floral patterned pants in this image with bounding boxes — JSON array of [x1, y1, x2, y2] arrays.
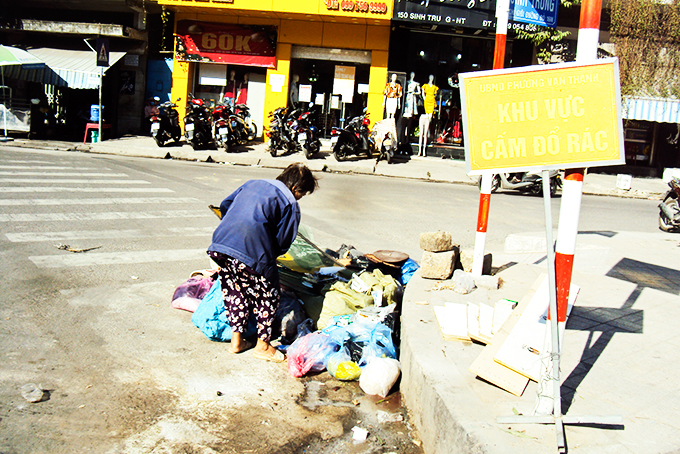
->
[[208, 251, 280, 342]]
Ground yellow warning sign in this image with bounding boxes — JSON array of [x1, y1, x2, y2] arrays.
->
[[459, 59, 625, 174]]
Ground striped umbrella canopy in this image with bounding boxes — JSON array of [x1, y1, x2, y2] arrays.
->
[[0, 45, 45, 69]]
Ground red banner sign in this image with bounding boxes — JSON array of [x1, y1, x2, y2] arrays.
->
[[175, 21, 277, 68]]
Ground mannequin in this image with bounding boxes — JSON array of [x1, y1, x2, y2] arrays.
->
[[421, 74, 438, 116], [418, 113, 431, 157], [224, 70, 237, 108], [289, 74, 300, 108], [383, 73, 402, 118], [402, 72, 421, 119], [418, 75, 438, 157], [236, 73, 249, 105]]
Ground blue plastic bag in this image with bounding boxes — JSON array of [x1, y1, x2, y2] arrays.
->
[[191, 280, 256, 342], [359, 322, 397, 367], [400, 258, 420, 285]]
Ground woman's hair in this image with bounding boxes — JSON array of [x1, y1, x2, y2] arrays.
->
[[276, 163, 319, 195]]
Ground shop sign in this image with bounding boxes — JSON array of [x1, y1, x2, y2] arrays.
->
[[175, 21, 277, 68], [333, 66, 356, 103], [325, 0, 389, 14], [459, 59, 625, 175], [393, 0, 539, 31], [510, 0, 559, 28]]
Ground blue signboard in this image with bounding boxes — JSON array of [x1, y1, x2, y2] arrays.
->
[[510, 0, 559, 28]]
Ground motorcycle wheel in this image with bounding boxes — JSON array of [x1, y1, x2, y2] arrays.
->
[[477, 175, 501, 193], [334, 143, 350, 162], [153, 134, 164, 147], [248, 124, 258, 141], [304, 141, 319, 159], [659, 196, 680, 232], [550, 178, 558, 197], [269, 139, 278, 157]]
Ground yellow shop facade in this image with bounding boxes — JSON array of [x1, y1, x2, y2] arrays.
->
[[157, 0, 394, 139]]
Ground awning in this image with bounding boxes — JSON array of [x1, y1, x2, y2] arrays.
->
[[26, 48, 126, 89], [622, 96, 680, 124]]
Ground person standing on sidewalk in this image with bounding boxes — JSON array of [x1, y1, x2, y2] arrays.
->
[[207, 163, 318, 362]]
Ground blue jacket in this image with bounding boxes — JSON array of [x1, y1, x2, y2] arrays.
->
[[208, 179, 300, 287]]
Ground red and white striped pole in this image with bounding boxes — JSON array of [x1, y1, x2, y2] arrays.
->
[[554, 0, 602, 323], [472, 0, 509, 277]]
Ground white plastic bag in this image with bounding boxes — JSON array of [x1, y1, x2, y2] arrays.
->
[[359, 357, 401, 397], [453, 269, 475, 294]]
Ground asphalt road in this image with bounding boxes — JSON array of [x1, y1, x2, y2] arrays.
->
[[0, 145, 663, 453]]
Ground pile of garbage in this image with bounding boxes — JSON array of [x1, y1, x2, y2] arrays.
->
[[170, 227, 419, 397]]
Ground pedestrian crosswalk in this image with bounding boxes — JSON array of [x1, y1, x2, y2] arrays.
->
[[0, 154, 215, 270]]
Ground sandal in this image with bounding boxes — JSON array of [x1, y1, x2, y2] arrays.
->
[[252, 349, 286, 363], [229, 340, 254, 354]]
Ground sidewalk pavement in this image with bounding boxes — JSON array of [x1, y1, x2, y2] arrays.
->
[[402, 230, 680, 454], [2, 135, 669, 200], [4, 136, 680, 453]]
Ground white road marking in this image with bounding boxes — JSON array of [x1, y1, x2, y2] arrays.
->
[[0, 178, 150, 184], [0, 210, 212, 222], [29, 249, 208, 268], [0, 160, 59, 165], [0, 165, 103, 169], [0, 171, 128, 177], [0, 197, 200, 206], [0, 187, 174, 193], [6, 226, 214, 242]]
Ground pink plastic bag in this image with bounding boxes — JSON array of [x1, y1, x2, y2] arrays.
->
[[287, 332, 342, 378], [171, 276, 215, 312]]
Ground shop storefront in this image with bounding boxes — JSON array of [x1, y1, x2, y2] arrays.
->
[[620, 96, 680, 177], [388, 0, 533, 154], [157, 0, 394, 140]]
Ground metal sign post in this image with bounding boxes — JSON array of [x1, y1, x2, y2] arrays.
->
[[95, 38, 109, 143], [496, 172, 622, 454]]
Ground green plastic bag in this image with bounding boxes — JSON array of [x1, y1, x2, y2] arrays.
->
[[316, 281, 374, 330]]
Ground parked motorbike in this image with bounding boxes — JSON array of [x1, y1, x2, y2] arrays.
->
[[234, 103, 258, 141], [331, 109, 374, 161], [295, 104, 322, 159], [212, 102, 249, 151], [478, 171, 562, 196], [267, 107, 299, 157], [659, 177, 680, 232], [212, 101, 231, 151], [184, 94, 213, 150], [150, 97, 182, 147], [371, 118, 398, 164]]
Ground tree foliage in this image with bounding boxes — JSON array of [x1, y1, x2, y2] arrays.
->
[[610, 0, 680, 98]]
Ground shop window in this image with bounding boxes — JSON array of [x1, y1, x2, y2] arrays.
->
[[623, 120, 653, 166]]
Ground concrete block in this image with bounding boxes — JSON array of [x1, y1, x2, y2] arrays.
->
[[474, 274, 501, 290], [459, 249, 492, 275], [419, 231, 456, 252], [420, 250, 457, 280]]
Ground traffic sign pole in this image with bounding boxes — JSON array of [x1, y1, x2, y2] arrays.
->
[[472, 0, 509, 277]]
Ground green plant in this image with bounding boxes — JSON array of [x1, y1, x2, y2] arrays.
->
[[610, 0, 680, 98], [161, 6, 172, 52], [513, 0, 578, 63]]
